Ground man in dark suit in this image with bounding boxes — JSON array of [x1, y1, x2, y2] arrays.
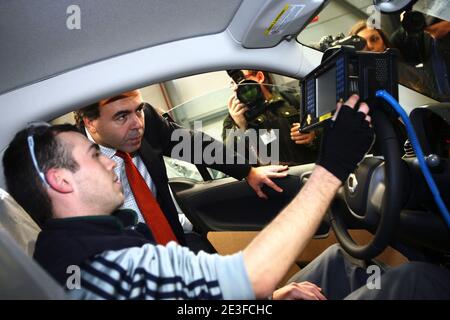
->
[[74, 90, 289, 252]]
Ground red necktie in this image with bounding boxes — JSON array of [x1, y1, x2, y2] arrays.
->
[[115, 151, 178, 245]]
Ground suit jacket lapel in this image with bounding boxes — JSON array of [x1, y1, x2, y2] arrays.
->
[[137, 139, 166, 188]]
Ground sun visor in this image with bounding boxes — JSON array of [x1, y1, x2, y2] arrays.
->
[[228, 0, 329, 48]]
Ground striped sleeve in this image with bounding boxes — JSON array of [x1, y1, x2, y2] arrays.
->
[[67, 242, 254, 300]]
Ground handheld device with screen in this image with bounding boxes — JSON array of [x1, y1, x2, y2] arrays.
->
[[299, 47, 398, 131]]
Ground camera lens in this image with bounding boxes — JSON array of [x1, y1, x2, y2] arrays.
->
[[237, 81, 261, 105], [237, 84, 259, 104]]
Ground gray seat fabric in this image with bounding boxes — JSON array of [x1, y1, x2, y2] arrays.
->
[[0, 188, 67, 299], [0, 188, 40, 256], [0, 229, 66, 299]]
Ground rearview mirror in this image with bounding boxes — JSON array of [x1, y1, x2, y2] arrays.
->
[[373, 0, 418, 13]]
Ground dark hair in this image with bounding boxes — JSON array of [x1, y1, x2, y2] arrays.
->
[[73, 102, 100, 128], [226, 69, 272, 84], [3, 124, 80, 227], [74, 91, 141, 128], [349, 20, 393, 48]]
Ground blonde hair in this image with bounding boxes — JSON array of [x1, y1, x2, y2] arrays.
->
[[348, 20, 392, 48]]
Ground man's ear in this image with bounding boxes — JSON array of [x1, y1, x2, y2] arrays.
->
[[83, 117, 97, 134], [45, 168, 74, 193], [255, 71, 266, 83]]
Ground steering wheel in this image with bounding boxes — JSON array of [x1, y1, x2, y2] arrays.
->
[[329, 108, 406, 260]]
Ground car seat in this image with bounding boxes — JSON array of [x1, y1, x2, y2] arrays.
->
[[0, 188, 66, 299], [0, 188, 40, 256]]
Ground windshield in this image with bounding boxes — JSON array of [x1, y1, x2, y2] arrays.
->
[[297, 0, 450, 102]]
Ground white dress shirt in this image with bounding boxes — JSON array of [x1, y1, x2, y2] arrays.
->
[[85, 129, 193, 231]]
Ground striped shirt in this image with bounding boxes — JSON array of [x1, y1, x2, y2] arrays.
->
[[67, 242, 254, 300]]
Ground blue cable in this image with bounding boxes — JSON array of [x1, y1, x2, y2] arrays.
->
[[376, 90, 450, 229]]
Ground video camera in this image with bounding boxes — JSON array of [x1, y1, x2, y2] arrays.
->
[[227, 70, 266, 120], [317, 33, 367, 52], [299, 47, 398, 131], [391, 10, 434, 65]]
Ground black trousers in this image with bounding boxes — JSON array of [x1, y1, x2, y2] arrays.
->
[[288, 244, 450, 300]]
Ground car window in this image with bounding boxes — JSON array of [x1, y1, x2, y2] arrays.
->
[[296, 0, 450, 103], [163, 156, 204, 181], [54, 71, 316, 183], [162, 73, 320, 181], [161, 85, 230, 181]]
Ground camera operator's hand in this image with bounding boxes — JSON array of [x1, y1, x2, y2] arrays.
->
[[316, 95, 375, 183], [290, 123, 316, 145], [227, 95, 248, 130]]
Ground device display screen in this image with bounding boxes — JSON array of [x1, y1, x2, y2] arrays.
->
[[300, 48, 397, 131], [315, 66, 336, 118]]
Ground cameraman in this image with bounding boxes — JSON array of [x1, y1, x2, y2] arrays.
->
[[390, 13, 450, 99], [222, 70, 319, 165]]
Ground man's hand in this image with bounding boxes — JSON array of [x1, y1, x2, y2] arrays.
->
[[316, 94, 374, 182], [246, 165, 288, 199], [272, 282, 327, 300], [290, 123, 316, 144], [227, 95, 248, 130]]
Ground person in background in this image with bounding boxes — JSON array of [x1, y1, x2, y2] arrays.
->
[[222, 70, 319, 166], [349, 20, 391, 53]]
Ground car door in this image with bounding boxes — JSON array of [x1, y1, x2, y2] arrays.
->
[[170, 165, 315, 233]]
